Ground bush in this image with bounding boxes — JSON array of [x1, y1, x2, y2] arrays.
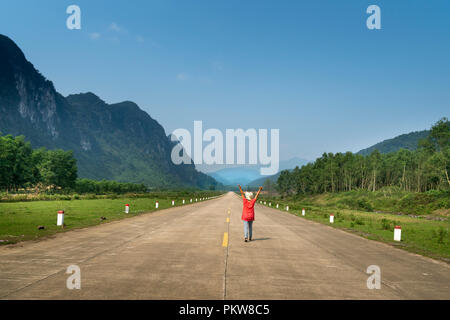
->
[[381, 218, 391, 230], [437, 227, 448, 244], [357, 198, 374, 212]]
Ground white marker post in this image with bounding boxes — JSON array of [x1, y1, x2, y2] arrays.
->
[[302, 208, 305, 216], [57, 210, 64, 226], [196, 198, 198, 202], [155, 201, 159, 209], [276, 204, 279, 209], [286, 206, 289, 211], [190, 199, 192, 203], [394, 226, 401, 241], [269, 202, 271, 207], [125, 204, 129, 214], [172, 200, 175, 206], [183, 199, 185, 204], [330, 214, 334, 223], [264, 201, 266, 205]]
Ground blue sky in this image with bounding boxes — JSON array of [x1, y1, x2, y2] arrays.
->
[[1, 0, 449, 161]]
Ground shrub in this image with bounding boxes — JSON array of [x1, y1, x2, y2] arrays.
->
[[437, 227, 448, 244], [357, 198, 374, 212], [381, 218, 391, 230]]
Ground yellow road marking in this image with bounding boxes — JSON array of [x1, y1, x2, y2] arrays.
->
[[222, 232, 228, 247], [226, 217, 230, 223]]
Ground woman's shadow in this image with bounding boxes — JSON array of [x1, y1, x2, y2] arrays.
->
[[251, 237, 271, 241]]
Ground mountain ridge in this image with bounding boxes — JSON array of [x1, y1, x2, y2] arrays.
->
[[0, 34, 217, 189], [357, 130, 430, 156], [208, 157, 309, 186]]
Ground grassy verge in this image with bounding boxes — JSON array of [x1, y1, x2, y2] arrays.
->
[[258, 194, 450, 262], [293, 189, 450, 217], [0, 191, 221, 202], [0, 193, 221, 245]]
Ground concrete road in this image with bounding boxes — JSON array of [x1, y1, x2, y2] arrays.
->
[[0, 192, 449, 299]]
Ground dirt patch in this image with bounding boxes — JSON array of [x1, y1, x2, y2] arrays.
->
[[433, 208, 450, 217]]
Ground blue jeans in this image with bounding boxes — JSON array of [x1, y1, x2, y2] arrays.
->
[[243, 221, 253, 239]]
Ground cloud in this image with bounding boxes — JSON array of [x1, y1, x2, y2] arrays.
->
[[109, 22, 127, 33], [176, 73, 189, 81], [136, 35, 163, 48], [106, 23, 162, 49], [89, 32, 101, 40]]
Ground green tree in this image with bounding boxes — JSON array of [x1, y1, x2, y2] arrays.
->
[[0, 134, 33, 190], [277, 170, 293, 197], [37, 150, 77, 189], [263, 178, 275, 193], [428, 117, 450, 152]]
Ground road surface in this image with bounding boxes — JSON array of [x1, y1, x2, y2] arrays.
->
[[0, 192, 449, 299]]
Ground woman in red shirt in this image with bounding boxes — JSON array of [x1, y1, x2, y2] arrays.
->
[[238, 184, 263, 242]]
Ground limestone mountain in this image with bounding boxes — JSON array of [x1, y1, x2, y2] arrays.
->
[[0, 34, 217, 188]]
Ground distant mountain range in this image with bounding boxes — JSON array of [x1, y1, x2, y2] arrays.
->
[[0, 34, 217, 189], [357, 130, 430, 156], [205, 157, 309, 186]]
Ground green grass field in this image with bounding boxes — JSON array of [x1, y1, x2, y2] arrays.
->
[[258, 194, 450, 262], [0, 193, 219, 245]]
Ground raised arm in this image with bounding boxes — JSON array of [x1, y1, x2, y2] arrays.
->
[[254, 186, 263, 200], [238, 184, 245, 199]]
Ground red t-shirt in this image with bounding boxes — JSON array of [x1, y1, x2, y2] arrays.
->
[[241, 198, 257, 221]]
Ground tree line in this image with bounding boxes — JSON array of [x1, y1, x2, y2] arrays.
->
[[74, 179, 147, 194], [277, 118, 450, 196], [0, 133, 147, 194]]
